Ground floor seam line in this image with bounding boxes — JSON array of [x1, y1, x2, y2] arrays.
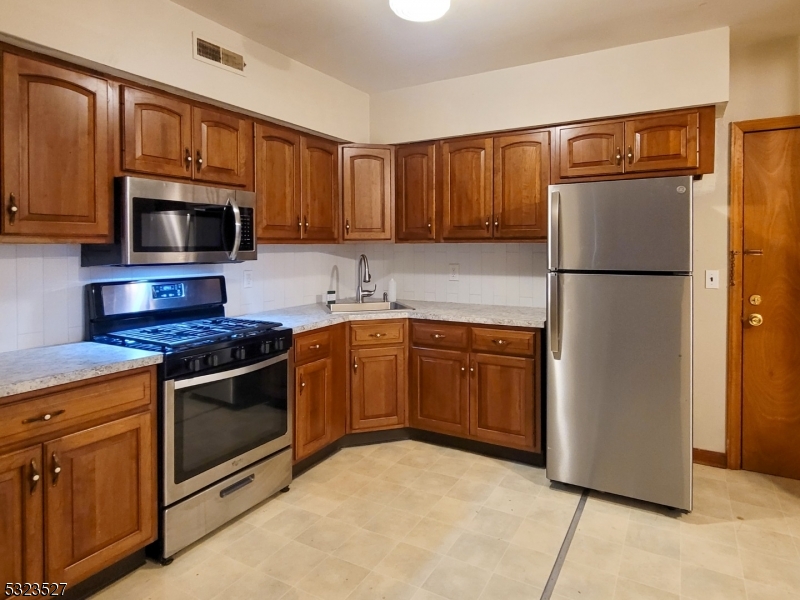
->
[[540, 488, 589, 600]]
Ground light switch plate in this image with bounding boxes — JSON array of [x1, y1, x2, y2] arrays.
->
[[705, 270, 720, 289], [449, 264, 460, 281], [243, 270, 253, 289]]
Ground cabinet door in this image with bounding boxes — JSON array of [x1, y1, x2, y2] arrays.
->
[[557, 122, 624, 178], [442, 137, 493, 240], [301, 136, 339, 241], [409, 348, 469, 436], [255, 123, 302, 240], [396, 142, 436, 241], [470, 353, 535, 450], [493, 131, 549, 240], [44, 412, 155, 585], [0, 445, 43, 585], [295, 357, 335, 462], [351, 347, 406, 431], [192, 107, 253, 187], [624, 111, 699, 172], [122, 87, 192, 178], [342, 146, 393, 241], [2, 54, 110, 240]]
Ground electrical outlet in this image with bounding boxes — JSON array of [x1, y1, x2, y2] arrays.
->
[[705, 270, 720, 289], [449, 264, 460, 281], [243, 270, 253, 289]]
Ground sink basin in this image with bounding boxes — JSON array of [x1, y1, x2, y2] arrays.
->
[[328, 300, 414, 313]]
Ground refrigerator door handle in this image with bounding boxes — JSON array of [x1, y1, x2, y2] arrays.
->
[[548, 272, 560, 354], [549, 190, 560, 270]]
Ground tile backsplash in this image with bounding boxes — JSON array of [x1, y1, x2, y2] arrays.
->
[[0, 242, 547, 353]]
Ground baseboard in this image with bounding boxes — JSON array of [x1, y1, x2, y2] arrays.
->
[[693, 448, 727, 469], [63, 549, 146, 600]]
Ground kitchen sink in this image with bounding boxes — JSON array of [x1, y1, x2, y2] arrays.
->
[[327, 300, 414, 313]]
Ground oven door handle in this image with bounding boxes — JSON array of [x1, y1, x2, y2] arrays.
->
[[174, 353, 288, 389], [226, 197, 242, 262]]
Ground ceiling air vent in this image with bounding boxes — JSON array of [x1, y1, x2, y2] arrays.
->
[[192, 33, 246, 76]]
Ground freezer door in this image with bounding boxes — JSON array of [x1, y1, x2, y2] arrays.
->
[[546, 273, 692, 510], [549, 176, 692, 272]]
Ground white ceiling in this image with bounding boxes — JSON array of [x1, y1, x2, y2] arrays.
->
[[172, 0, 800, 93]]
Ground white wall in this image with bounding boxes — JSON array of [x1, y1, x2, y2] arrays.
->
[[370, 28, 730, 143], [0, 0, 370, 142]]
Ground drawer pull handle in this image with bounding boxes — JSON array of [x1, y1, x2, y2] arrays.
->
[[220, 474, 255, 498], [492, 339, 509, 346], [431, 334, 446, 339], [30, 460, 40, 493], [370, 333, 384, 338], [309, 344, 321, 350], [23, 409, 65, 424], [52, 453, 61, 486]]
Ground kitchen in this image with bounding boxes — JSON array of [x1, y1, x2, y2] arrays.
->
[[1, 1, 800, 599]]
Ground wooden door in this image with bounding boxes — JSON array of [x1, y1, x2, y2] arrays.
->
[[342, 146, 393, 241], [557, 122, 624, 178], [409, 348, 469, 436], [255, 123, 302, 240], [192, 107, 252, 187], [441, 137, 493, 240], [44, 413, 155, 585], [351, 347, 406, 431], [469, 353, 535, 450], [121, 87, 192, 178], [0, 445, 43, 585], [493, 131, 549, 240], [301, 136, 339, 241], [295, 357, 335, 462], [2, 54, 110, 240], [624, 111, 699, 172], [396, 142, 436, 241], [741, 125, 800, 479]]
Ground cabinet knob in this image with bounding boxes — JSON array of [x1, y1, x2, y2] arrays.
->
[[299, 379, 306, 393], [7, 193, 18, 224], [470, 366, 474, 373], [23, 409, 65, 424], [196, 150, 203, 169], [432, 334, 446, 339], [461, 366, 466, 372], [353, 359, 358, 370], [492, 339, 509, 346], [30, 460, 40, 494], [305, 220, 310, 230], [494, 219, 499, 228], [297, 216, 302, 229], [485, 219, 490, 230], [309, 344, 321, 350], [185, 148, 192, 169], [627, 146, 634, 164], [370, 333, 384, 338], [615, 148, 622, 165], [427, 222, 432, 232], [345, 220, 350, 233], [52, 452, 62, 486]]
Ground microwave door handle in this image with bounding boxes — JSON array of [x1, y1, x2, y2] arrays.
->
[[227, 198, 242, 261]]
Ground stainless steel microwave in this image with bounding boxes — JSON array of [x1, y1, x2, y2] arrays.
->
[[81, 177, 257, 266]]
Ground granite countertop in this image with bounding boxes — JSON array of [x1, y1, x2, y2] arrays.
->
[[246, 299, 546, 334], [0, 343, 163, 399]]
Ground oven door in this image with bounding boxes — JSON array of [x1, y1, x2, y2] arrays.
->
[[163, 353, 292, 505]]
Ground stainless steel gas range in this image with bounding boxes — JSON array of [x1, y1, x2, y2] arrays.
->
[[86, 276, 293, 560]]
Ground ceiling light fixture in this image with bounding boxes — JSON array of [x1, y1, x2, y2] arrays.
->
[[390, 0, 451, 22]]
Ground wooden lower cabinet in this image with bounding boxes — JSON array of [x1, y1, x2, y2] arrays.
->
[[44, 412, 155, 583], [470, 353, 536, 450], [295, 357, 336, 461], [350, 346, 406, 431], [409, 347, 469, 436], [0, 445, 43, 585]]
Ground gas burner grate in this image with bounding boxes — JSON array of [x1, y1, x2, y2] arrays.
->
[[108, 317, 281, 348]]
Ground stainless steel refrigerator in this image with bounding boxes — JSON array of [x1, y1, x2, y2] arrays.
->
[[546, 176, 692, 511]]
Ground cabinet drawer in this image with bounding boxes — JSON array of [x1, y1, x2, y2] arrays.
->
[[411, 321, 468, 350], [471, 327, 536, 357], [350, 321, 405, 347], [294, 329, 332, 365], [0, 370, 153, 446]]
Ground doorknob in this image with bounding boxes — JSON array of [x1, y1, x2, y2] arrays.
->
[[748, 314, 764, 327]]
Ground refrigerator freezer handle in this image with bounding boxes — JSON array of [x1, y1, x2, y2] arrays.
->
[[549, 190, 560, 270], [548, 272, 560, 354]]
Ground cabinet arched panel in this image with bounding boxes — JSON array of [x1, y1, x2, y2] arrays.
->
[[396, 143, 436, 241], [256, 124, 301, 240], [625, 112, 699, 172], [442, 137, 493, 240], [558, 123, 624, 178], [192, 107, 252, 187]]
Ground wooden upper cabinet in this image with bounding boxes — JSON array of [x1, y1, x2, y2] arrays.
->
[[1, 53, 110, 241], [396, 142, 436, 241], [44, 412, 155, 584], [0, 445, 43, 585], [493, 131, 549, 240], [122, 86, 192, 179], [192, 106, 253, 187], [624, 111, 699, 172], [442, 137, 493, 240], [350, 347, 406, 431], [557, 122, 625, 178], [409, 347, 469, 437], [255, 123, 302, 241], [295, 357, 335, 461], [342, 146, 393, 241], [301, 136, 339, 241]]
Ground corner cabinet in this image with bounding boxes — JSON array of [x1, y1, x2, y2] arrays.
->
[[1, 53, 111, 242], [341, 145, 394, 241]]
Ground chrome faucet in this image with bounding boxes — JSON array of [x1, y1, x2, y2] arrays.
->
[[357, 254, 376, 303]]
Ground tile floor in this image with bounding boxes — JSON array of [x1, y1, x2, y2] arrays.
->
[[91, 441, 800, 600]]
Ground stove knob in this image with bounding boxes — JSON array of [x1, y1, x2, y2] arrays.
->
[[275, 337, 285, 351], [205, 354, 220, 367], [233, 347, 246, 361], [185, 357, 202, 372], [259, 340, 271, 355]]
